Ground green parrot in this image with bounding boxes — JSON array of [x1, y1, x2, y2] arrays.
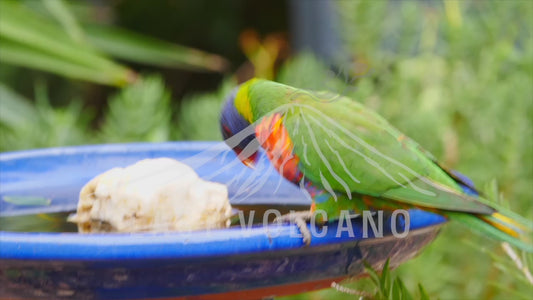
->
[[220, 78, 532, 251]]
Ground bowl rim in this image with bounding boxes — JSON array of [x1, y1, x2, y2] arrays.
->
[[0, 220, 445, 260], [0, 142, 447, 261]]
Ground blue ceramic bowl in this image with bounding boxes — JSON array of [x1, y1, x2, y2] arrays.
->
[[0, 142, 446, 299]]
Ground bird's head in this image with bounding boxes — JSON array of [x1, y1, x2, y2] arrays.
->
[[220, 81, 260, 168]]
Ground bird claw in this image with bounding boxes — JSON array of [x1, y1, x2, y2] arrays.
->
[[274, 210, 313, 247]]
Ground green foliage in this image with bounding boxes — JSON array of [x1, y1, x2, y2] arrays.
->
[[364, 259, 413, 300], [0, 83, 38, 129], [0, 75, 175, 151], [0, 0, 227, 87], [42, 0, 86, 44], [177, 79, 236, 140], [277, 53, 357, 98], [279, 259, 429, 300], [363, 259, 431, 300], [84, 25, 229, 72], [0, 82, 91, 151], [101, 76, 171, 143], [0, 0, 133, 86]]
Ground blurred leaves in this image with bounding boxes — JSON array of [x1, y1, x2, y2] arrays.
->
[[85, 25, 229, 72], [101, 76, 171, 142], [177, 79, 236, 140], [0, 38, 132, 86], [363, 259, 429, 300], [43, 0, 86, 44], [0, 82, 91, 151], [0, 83, 38, 129], [281, 259, 430, 300], [277, 53, 358, 98], [239, 30, 287, 80], [0, 0, 134, 86], [0, 0, 228, 87], [0, 76, 174, 151]]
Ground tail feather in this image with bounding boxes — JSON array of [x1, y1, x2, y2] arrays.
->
[[481, 212, 529, 238], [472, 197, 533, 231], [446, 211, 533, 253]]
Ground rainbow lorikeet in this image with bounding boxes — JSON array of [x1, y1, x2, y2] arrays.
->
[[220, 78, 532, 251]]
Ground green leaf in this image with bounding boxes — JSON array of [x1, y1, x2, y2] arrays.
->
[[101, 75, 171, 142], [178, 78, 236, 140], [0, 80, 93, 151], [401, 280, 414, 300], [277, 53, 355, 97], [0, 38, 133, 86], [489, 281, 533, 300], [43, 0, 86, 44], [418, 283, 430, 300], [84, 25, 229, 72], [0, 83, 38, 128], [3, 196, 51, 206], [0, 2, 113, 69], [363, 261, 381, 287], [391, 278, 401, 300], [380, 259, 391, 298], [0, 1, 134, 86]]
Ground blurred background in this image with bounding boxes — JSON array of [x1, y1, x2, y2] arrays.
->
[[0, 0, 532, 299]]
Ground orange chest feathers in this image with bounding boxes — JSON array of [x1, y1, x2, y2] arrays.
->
[[255, 113, 302, 183]]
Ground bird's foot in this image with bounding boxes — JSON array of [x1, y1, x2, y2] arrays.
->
[[274, 210, 314, 246]]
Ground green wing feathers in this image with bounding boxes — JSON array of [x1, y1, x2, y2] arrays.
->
[[244, 79, 532, 252]]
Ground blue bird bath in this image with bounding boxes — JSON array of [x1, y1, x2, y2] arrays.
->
[[0, 142, 447, 299]]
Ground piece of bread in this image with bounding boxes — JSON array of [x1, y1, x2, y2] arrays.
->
[[68, 158, 232, 233]]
